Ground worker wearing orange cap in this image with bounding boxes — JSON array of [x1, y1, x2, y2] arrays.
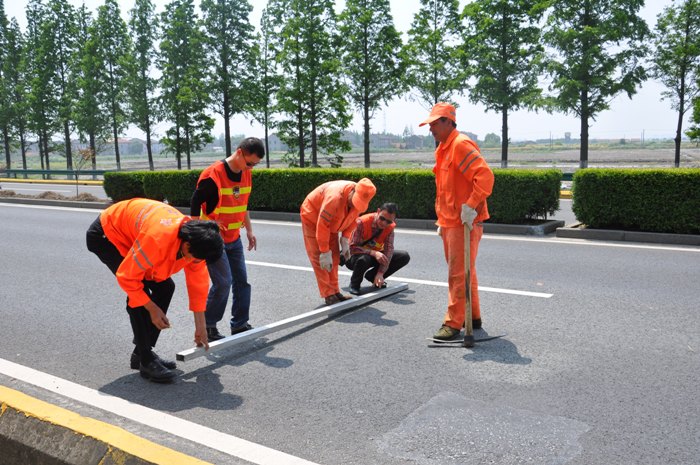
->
[[300, 178, 377, 306], [419, 102, 494, 341]]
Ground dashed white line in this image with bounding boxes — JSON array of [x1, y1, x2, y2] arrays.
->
[[248, 260, 553, 298]]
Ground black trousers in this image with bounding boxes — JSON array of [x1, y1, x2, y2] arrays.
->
[[85, 216, 175, 365], [345, 250, 411, 288]]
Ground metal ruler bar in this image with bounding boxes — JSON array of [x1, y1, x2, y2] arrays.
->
[[176, 283, 409, 362]]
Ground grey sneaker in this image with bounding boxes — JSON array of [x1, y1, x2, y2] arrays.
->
[[433, 325, 460, 341]]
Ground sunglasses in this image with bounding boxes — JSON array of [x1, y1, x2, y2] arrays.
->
[[378, 215, 394, 224], [243, 154, 260, 168]]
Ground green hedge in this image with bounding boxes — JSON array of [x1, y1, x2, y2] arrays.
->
[[488, 169, 561, 223], [102, 171, 147, 202], [104, 168, 561, 223], [572, 168, 700, 234]]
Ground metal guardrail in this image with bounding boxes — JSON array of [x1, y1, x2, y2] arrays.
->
[[1, 169, 109, 178]]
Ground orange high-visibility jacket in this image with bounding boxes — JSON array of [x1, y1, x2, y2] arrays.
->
[[196, 161, 251, 243], [356, 213, 394, 252], [300, 180, 361, 253], [433, 130, 494, 228], [100, 198, 209, 311]]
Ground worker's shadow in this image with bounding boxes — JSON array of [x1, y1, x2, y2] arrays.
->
[[98, 371, 243, 413], [461, 334, 531, 365], [336, 306, 398, 327]]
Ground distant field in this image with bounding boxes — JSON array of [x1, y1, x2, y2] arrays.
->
[[4, 141, 700, 173]]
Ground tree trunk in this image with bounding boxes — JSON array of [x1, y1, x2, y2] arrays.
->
[[19, 125, 27, 170], [264, 109, 270, 168], [674, 105, 684, 168], [64, 120, 73, 179], [579, 90, 589, 169], [145, 116, 154, 171], [3, 126, 11, 170], [89, 132, 97, 178], [501, 107, 508, 168], [310, 93, 318, 167], [176, 124, 182, 170], [363, 99, 370, 168], [112, 113, 121, 171]]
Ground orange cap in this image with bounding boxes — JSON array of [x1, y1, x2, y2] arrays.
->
[[352, 178, 376, 212], [418, 102, 457, 127]]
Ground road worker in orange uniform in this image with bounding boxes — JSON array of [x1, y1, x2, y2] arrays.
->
[[86, 198, 224, 383], [419, 103, 494, 341], [300, 178, 376, 306]]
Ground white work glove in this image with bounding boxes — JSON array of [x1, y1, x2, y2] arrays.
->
[[339, 237, 350, 260], [437, 226, 442, 237], [319, 251, 333, 271], [461, 204, 478, 230]]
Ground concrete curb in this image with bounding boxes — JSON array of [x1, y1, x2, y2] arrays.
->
[[0, 385, 212, 465], [0, 177, 103, 186], [556, 223, 700, 246]]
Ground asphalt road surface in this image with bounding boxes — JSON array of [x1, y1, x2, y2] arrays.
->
[[0, 203, 698, 465]]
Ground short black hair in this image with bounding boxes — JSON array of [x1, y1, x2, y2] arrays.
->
[[380, 202, 398, 216], [239, 137, 266, 159], [179, 220, 224, 261]]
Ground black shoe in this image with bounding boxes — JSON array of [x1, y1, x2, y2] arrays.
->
[[139, 360, 176, 383], [130, 351, 176, 370], [207, 327, 226, 342], [231, 323, 253, 335], [348, 286, 361, 295]]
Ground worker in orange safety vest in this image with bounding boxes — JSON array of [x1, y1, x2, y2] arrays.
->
[[300, 178, 376, 306], [419, 102, 494, 341], [86, 198, 224, 383]]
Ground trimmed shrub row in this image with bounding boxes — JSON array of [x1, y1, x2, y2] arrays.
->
[[104, 168, 562, 224], [572, 168, 700, 234]]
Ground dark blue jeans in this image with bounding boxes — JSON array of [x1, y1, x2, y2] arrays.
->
[[205, 237, 251, 329]]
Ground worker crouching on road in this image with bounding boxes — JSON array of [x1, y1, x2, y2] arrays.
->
[[301, 178, 376, 306], [86, 198, 223, 383], [345, 202, 410, 294], [419, 102, 494, 341]]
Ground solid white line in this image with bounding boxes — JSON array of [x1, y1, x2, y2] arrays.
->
[[0, 358, 319, 465], [4, 203, 695, 253], [251, 219, 699, 253], [247, 260, 552, 298]]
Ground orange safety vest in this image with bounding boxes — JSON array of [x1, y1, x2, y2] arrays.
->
[[358, 213, 394, 252], [197, 161, 251, 243], [100, 198, 209, 311], [433, 130, 494, 228]]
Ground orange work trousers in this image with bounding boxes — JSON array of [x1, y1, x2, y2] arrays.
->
[[302, 222, 342, 298], [441, 224, 483, 329]]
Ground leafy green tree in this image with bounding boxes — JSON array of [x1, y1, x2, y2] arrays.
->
[[268, 0, 351, 167], [95, 0, 132, 171], [650, 0, 700, 167], [200, 0, 256, 158], [543, 0, 649, 168], [339, 0, 405, 167], [404, 0, 463, 108], [74, 6, 110, 171], [158, 0, 213, 169], [687, 96, 700, 142], [25, 0, 60, 172], [44, 0, 79, 172], [249, 7, 281, 167], [127, 0, 160, 170], [2, 18, 30, 169], [462, 0, 546, 167], [0, 0, 10, 168]]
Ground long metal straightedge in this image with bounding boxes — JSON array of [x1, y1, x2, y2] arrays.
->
[[176, 283, 409, 362]]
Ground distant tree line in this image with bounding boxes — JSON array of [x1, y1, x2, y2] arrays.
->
[[0, 0, 699, 171]]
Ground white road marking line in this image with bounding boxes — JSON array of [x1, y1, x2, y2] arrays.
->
[[3, 204, 695, 253], [0, 358, 320, 465], [247, 260, 553, 298], [252, 220, 699, 253]]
